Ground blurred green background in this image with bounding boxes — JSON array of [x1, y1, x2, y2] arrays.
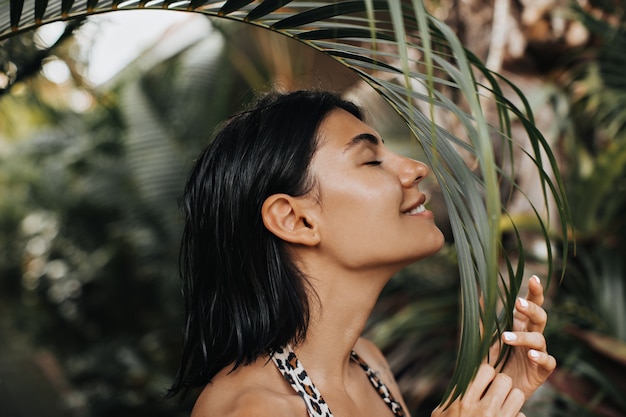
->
[[1, 1, 625, 416]]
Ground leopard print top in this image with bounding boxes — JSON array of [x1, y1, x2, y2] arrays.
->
[[271, 345, 406, 417]]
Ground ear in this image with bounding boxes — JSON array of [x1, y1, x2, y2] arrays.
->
[[261, 194, 320, 246]]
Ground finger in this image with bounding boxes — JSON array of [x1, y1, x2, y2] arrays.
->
[[481, 373, 513, 409], [464, 364, 497, 403], [514, 297, 548, 332], [525, 275, 544, 307], [500, 388, 525, 417], [528, 350, 557, 374], [502, 331, 547, 352]]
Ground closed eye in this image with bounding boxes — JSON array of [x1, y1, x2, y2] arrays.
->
[[364, 160, 382, 166]]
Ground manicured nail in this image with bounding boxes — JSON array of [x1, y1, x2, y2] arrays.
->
[[503, 332, 517, 342], [529, 349, 540, 359], [518, 297, 529, 308], [531, 275, 541, 284]]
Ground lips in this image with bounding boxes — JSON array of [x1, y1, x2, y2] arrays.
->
[[404, 204, 426, 215], [402, 195, 427, 215]]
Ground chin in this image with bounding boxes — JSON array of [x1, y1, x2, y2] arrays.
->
[[409, 228, 446, 263]]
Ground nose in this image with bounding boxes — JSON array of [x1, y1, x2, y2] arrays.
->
[[399, 156, 428, 187]]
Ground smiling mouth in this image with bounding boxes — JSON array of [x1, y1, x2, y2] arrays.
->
[[404, 204, 426, 215]]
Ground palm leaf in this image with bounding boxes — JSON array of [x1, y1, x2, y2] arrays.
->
[[0, 0, 571, 402]]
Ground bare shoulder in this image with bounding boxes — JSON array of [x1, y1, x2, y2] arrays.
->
[[191, 360, 302, 417], [192, 387, 293, 417]]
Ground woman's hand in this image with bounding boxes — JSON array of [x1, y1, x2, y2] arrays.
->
[[432, 364, 525, 417], [495, 275, 557, 399]]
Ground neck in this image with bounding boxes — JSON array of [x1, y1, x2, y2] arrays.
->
[[290, 264, 393, 387]]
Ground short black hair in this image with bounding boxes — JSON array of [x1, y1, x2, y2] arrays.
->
[[169, 90, 363, 398]]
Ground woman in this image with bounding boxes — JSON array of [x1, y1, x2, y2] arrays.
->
[[169, 90, 556, 416]]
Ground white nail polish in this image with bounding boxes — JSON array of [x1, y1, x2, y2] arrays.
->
[[529, 349, 540, 359], [503, 332, 517, 342], [518, 298, 529, 308], [531, 275, 541, 284]]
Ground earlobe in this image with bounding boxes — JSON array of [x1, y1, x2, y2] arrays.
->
[[262, 194, 320, 246]]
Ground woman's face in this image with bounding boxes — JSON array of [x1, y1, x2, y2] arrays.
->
[[306, 108, 445, 273]]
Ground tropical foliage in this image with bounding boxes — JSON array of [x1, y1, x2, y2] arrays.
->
[[542, 4, 626, 416], [0, 19, 251, 415], [1, 0, 572, 404], [9, 0, 626, 416]]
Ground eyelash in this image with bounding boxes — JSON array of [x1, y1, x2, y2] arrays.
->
[[365, 160, 382, 166]]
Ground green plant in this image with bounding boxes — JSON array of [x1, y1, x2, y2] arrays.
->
[[542, 2, 626, 416], [0, 0, 570, 404]]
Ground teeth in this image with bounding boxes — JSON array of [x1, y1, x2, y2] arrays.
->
[[406, 204, 425, 215]]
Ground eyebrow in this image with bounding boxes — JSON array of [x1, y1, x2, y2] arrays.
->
[[343, 133, 383, 153]]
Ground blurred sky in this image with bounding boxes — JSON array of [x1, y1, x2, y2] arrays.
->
[[37, 10, 210, 86]]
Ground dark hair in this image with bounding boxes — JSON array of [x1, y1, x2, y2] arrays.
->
[[169, 90, 363, 397]]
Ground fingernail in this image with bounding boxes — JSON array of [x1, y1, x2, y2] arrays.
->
[[531, 275, 541, 284], [518, 297, 529, 308], [529, 349, 540, 359], [503, 332, 517, 342]]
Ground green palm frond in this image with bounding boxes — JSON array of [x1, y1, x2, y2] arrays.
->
[[0, 0, 571, 402]]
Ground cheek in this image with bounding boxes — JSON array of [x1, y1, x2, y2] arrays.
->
[[323, 182, 396, 226], [320, 186, 400, 254]]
